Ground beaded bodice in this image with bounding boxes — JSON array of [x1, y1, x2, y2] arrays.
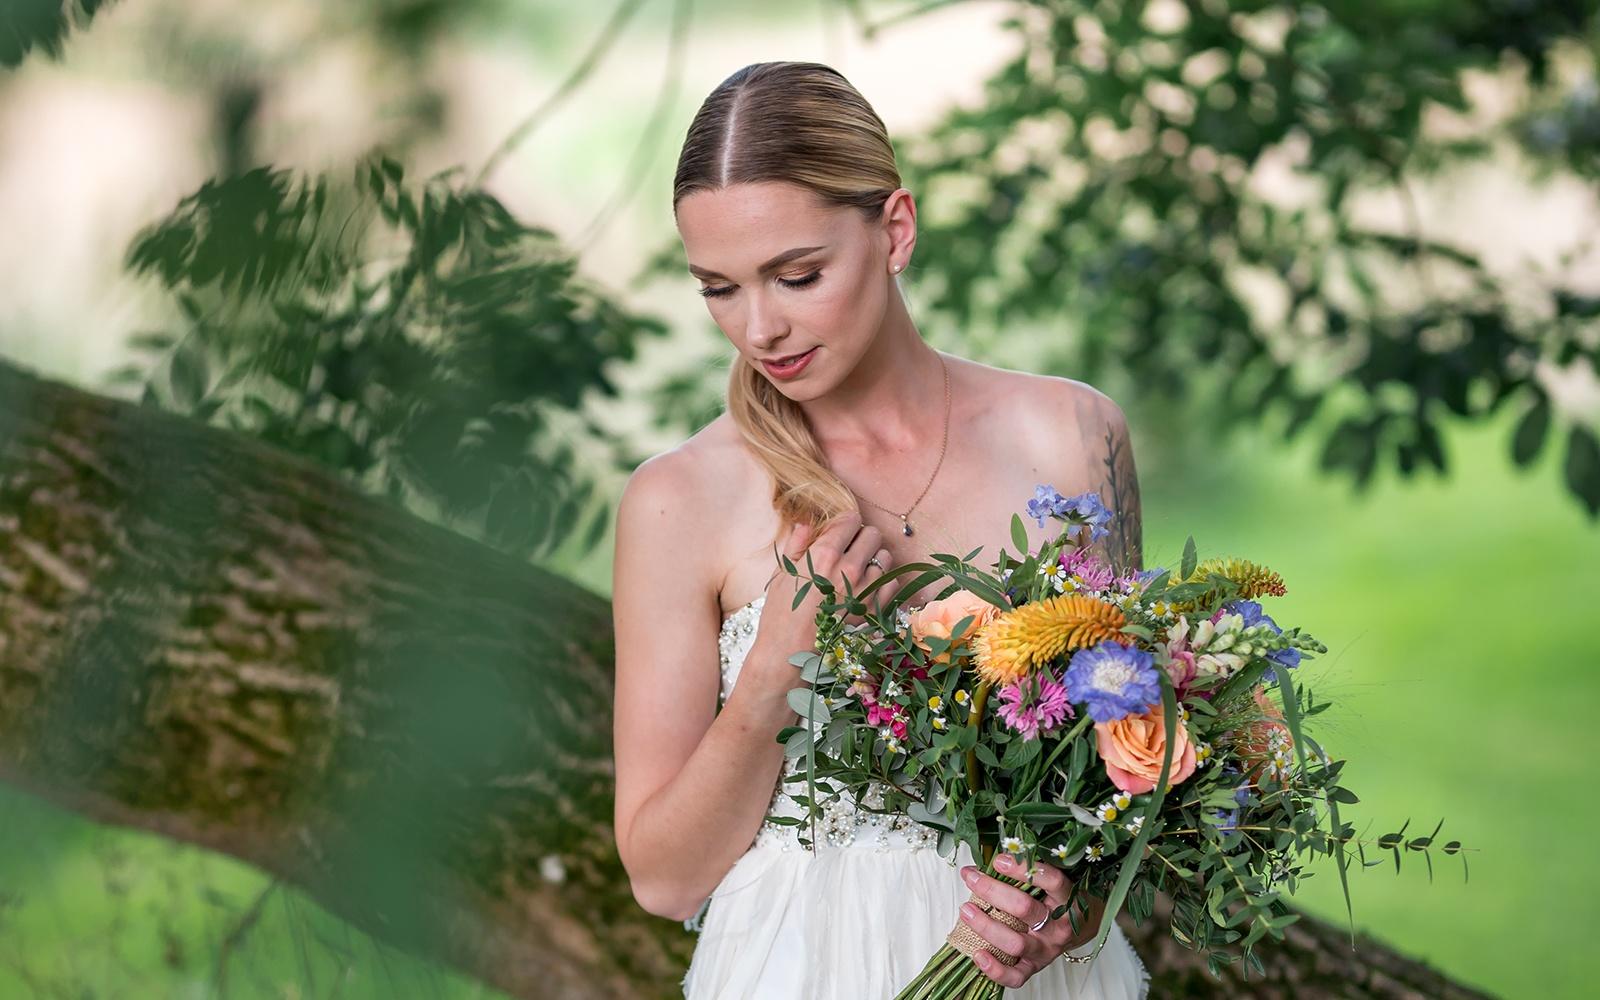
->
[[718, 595, 942, 855]]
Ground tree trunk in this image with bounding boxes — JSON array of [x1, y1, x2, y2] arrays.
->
[[0, 359, 1495, 999]]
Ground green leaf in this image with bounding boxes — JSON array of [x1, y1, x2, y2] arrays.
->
[[1003, 802, 1076, 821], [169, 340, 209, 409], [1086, 675, 1177, 961], [1180, 535, 1197, 580], [783, 727, 811, 757], [1564, 425, 1600, 518], [1011, 512, 1030, 553], [786, 687, 830, 725], [1511, 395, 1550, 467], [907, 800, 956, 830], [1000, 733, 1043, 769]]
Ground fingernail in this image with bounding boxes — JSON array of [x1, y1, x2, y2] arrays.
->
[[995, 854, 1012, 868], [961, 866, 977, 885], [960, 903, 977, 919]]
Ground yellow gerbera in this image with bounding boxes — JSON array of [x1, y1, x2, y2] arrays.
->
[[971, 594, 1127, 686]]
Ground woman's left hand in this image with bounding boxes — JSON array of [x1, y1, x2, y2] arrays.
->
[[956, 851, 1106, 989]]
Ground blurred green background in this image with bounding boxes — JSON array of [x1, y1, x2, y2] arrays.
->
[[2, 1, 1597, 998]]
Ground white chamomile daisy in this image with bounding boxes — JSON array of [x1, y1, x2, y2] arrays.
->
[[1050, 843, 1072, 863], [1095, 801, 1119, 823], [1084, 844, 1104, 863], [1001, 835, 1026, 854], [1195, 741, 1213, 766], [953, 689, 971, 707], [1112, 791, 1132, 811], [927, 694, 943, 712], [931, 716, 948, 732], [1041, 562, 1068, 583], [1151, 600, 1171, 616], [1123, 815, 1145, 835]]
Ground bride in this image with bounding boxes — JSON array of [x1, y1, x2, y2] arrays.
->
[[611, 61, 1150, 999]]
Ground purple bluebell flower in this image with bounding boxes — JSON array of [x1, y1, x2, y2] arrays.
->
[[1062, 491, 1113, 542], [1025, 484, 1073, 529], [1224, 599, 1299, 679], [1063, 640, 1162, 722], [1213, 807, 1240, 833], [1223, 599, 1277, 632]]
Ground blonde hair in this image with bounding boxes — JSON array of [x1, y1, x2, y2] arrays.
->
[[673, 61, 904, 539]]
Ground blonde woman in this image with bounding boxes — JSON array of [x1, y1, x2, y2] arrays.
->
[[612, 61, 1150, 999]]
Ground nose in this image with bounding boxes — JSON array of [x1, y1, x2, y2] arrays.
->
[[742, 288, 789, 354]]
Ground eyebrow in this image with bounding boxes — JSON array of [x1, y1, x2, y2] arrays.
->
[[687, 245, 827, 281]]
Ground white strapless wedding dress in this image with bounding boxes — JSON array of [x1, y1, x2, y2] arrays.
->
[[679, 595, 1151, 999]]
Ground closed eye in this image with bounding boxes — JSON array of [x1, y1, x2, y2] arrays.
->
[[699, 270, 823, 299]]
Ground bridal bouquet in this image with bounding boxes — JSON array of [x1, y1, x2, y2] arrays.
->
[[776, 486, 1465, 997]]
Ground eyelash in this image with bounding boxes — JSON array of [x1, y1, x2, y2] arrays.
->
[[699, 270, 823, 299]]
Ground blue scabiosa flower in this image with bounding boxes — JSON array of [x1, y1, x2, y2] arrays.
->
[[1064, 640, 1162, 722]]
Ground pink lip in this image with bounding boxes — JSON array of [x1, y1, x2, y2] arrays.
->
[[762, 347, 817, 380]]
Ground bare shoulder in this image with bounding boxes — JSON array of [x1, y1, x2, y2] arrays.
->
[[954, 355, 1125, 436], [956, 356, 1143, 569], [614, 412, 767, 603]]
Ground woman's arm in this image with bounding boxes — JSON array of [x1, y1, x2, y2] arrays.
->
[[610, 451, 800, 921]]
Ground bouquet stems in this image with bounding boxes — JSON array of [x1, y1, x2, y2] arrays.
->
[[890, 680, 1016, 999]]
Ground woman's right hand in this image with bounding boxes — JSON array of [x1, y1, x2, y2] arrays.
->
[[757, 512, 896, 668]]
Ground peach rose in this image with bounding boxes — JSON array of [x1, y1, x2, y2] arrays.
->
[[907, 590, 1000, 665], [1094, 702, 1197, 794]]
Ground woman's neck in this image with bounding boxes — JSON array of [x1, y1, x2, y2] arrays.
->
[[800, 315, 947, 458]]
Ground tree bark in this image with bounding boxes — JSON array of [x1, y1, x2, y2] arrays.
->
[[0, 359, 1495, 999]]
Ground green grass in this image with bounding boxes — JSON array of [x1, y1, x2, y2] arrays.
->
[[0, 787, 503, 998]]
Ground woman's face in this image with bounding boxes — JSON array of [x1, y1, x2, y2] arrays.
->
[[675, 181, 894, 400]]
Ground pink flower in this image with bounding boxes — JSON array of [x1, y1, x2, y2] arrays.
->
[[848, 678, 879, 706], [1059, 548, 1115, 591], [890, 717, 909, 740], [996, 670, 1074, 741], [1160, 616, 1199, 692]]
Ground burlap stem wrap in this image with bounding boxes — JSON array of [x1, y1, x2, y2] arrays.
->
[[944, 889, 1032, 967]]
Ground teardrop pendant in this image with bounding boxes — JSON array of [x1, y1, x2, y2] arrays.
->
[[902, 518, 914, 537]]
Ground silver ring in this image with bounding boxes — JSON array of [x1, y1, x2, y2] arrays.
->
[[1028, 913, 1050, 932], [866, 557, 884, 570]]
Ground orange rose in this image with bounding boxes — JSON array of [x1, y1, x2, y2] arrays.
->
[[907, 590, 1000, 665], [1094, 701, 1197, 795]]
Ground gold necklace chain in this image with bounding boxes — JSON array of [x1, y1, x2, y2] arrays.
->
[[848, 352, 951, 538]]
